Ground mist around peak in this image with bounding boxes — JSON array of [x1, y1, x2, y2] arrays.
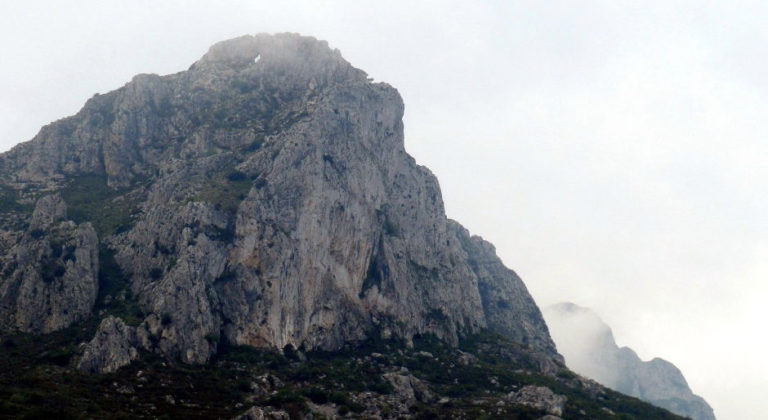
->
[[543, 302, 715, 420]]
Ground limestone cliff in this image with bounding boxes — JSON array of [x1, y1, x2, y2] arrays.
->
[[0, 195, 98, 334], [543, 302, 716, 420], [0, 33, 559, 372]]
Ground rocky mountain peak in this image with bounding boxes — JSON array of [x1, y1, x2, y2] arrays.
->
[[0, 33, 559, 372], [1, 33, 388, 190], [0, 33, 698, 420], [196, 33, 366, 83]]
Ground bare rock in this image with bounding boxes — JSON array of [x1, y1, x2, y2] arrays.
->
[[125, 201, 229, 364], [78, 316, 139, 373], [29, 194, 68, 230], [455, 222, 562, 367], [508, 385, 567, 417], [0, 196, 98, 333], [456, 349, 479, 366], [232, 406, 289, 420], [383, 372, 435, 405], [233, 406, 265, 420]]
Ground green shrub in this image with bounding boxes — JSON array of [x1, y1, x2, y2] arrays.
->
[[0, 187, 30, 214], [265, 388, 305, 408]]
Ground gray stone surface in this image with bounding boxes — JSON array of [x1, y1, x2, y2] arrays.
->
[[232, 406, 289, 420], [0, 195, 98, 333], [508, 385, 567, 416], [383, 372, 435, 405], [233, 406, 265, 420], [78, 316, 139, 373]]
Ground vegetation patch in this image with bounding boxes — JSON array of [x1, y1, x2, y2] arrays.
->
[[0, 187, 30, 214], [60, 174, 138, 237], [97, 246, 143, 326], [0, 325, 684, 420], [192, 167, 254, 215]]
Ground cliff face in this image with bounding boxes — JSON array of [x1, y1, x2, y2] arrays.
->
[[0, 34, 559, 371], [0, 194, 98, 334], [543, 302, 716, 420]]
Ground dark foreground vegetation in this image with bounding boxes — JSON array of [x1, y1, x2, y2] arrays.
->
[[0, 324, 683, 419]]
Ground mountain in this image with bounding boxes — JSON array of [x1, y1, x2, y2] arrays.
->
[[0, 33, 686, 418], [0, 32, 558, 370], [543, 302, 716, 420]]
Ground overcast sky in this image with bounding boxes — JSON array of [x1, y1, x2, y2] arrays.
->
[[2, 1, 766, 418]]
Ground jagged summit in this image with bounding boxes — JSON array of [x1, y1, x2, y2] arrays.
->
[[544, 302, 716, 420], [0, 33, 558, 369], [196, 33, 367, 81], [0, 33, 381, 189]]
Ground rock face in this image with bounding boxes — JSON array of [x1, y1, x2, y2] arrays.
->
[[0, 33, 560, 372], [0, 195, 99, 334], [78, 316, 139, 373], [543, 302, 716, 420], [233, 406, 289, 420], [383, 372, 435, 405], [507, 385, 567, 417]]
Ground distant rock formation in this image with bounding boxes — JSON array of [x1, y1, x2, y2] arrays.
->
[[77, 315, 139, 374], [543, 302, 716, 420]]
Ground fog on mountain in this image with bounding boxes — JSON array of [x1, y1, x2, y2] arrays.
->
[[544, 302, 716, 420]]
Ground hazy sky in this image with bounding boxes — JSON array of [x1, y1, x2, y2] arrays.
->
[[2, 2, 766, 418]]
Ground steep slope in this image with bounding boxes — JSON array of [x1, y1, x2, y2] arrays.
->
[[0, 33, 558, 370], [543, 302, 716, 420]]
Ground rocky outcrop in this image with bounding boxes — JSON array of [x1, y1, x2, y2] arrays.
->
[[0, 34, 559, 371], [455, 223, 559, 358], [382, 372, 435, 405], [233, 406, 289, 420], [543, 302, 715, 420], [0, 195, 98, 334], [78, 316, 139, 373], [507, 385, 567, 417], [122, 201, 229, 364]]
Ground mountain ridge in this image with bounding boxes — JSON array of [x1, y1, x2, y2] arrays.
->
[[543, 302, 716, 420]]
